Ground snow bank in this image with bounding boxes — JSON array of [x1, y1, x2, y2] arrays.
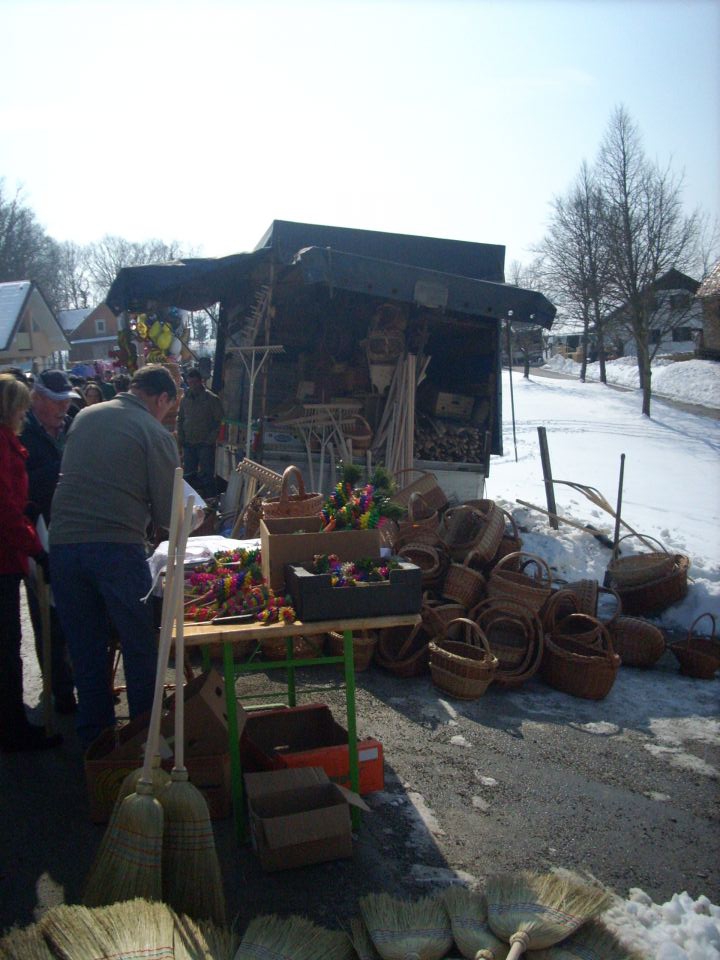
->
[[604, 889, 720, 959]]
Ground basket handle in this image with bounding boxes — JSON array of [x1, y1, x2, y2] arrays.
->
[[494, 551, 553, 586], [613, 532, 670, 561], [499, 507, 520, 540], [597, 585, 622, 628], [408, 492, 433, 522], [446, 617, 492, 657], [542, 588, 581, 634], [278, 465, 306, 504], [556, 613, 615, 656], [469, 596, 537, 631], [687, 612, 717, 646]]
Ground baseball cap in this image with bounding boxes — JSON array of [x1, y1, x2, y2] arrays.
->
[[34, 370, 80, 401]]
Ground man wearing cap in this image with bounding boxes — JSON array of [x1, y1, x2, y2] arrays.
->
[[21, 370, 79, 715], [49, 365, 181, 749]]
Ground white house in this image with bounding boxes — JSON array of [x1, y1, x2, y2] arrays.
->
[[0, 281, 70, 370]]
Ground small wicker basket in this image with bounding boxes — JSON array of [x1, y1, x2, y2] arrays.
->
[[670, 613, 720, 679], [441, 559, 487, 609], [609, 616, 666, 668], [391, 469, 448, 513], [488, 508, 524, 569], [613, 555, 689, 616], [326, 630, 378, 672], [396, 542, 448, 589], [261, 465, 324, 519], [541, 617, 621, 700], [606, 534, 676, 588], [470, 596, 544, 688], [441, 501, 505, 564], [428, 619, 498, 700], [487, 552, 554, 614]]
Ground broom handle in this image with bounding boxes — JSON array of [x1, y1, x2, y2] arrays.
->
[[506, 932, 530, 959], [139, 469, 184, 784], [173, 495, 195, 772]]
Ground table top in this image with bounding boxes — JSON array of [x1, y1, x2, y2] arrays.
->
[[181, 612, 421, 648]]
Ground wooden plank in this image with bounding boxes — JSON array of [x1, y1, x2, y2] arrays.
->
[[537, 426, 559, 529]]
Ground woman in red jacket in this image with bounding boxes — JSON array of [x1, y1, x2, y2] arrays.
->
[[0, 373, 62, 752]]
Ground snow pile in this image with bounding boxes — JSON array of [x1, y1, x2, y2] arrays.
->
[[604, 889, 720, 959], [542, 355, 720, 408]]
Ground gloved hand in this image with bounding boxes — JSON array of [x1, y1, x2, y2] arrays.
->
[[34, 550, 51, 584]]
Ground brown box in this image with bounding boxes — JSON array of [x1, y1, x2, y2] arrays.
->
[[84, 669, 245, 823], [260, 516, 381, 593], [241, 702, 384, 795], [244, 767, 369, 872]]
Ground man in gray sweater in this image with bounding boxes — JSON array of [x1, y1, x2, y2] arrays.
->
[[50, 365, 180, 749]]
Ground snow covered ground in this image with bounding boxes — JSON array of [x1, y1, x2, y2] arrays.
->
[[482, 360, 719, 957], [486, 362, 719, 635]]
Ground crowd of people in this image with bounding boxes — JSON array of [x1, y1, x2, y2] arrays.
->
[[0, 361, 224, 754]]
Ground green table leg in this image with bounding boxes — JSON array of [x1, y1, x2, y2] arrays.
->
[[286, 636, 296, 707], [343, 628, 361, 830], [222, 641, 246, 843]]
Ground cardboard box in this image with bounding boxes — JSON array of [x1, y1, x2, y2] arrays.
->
[[244, 767, 369, 872], [84, 669, 245, 822], [260, 516, 381, 593], [241, 702, 384, 795], [285, 560, 422, 622]]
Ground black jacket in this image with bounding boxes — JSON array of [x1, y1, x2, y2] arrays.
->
[[20, 410, 70, 524]]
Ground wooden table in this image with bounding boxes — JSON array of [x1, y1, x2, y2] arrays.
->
[[183, 613, 421, 842]]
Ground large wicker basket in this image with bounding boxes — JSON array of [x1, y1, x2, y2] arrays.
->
[[397, 493, 440, 542], [670, 613, 720, 679], [606, 534, 676, 588], [470, 597, 544, 688], [612, 555, 689, 615], [376, 622, 432, 678], [326, 630, 378, 672], [428, 619, 498, 700], [261, 465, 324, 519], [441, 501, 505, 564], [441, 559, 487, 609], [609, 616, 666, 668], [489, 508, 524, 569], [422, 601, 467, 634], [541, 617, 621, 700], [487, 552, 554, 614], [391, 469, 448, 513], [396, 542, 448, 589]]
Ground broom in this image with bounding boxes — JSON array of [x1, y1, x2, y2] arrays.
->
[[42, 898, 174, 960], [531, 918, 644, 959], [172, 909, 238, 960], [0, 921, 55, 960], [236, 914, 355, 960], [359, 892, 453, 960], [485, 871, 612, 959], [160, 497, 227, 926], [441, 885, 510, 960], [83, 470, 188, 907], [349, 917, 382, 960]]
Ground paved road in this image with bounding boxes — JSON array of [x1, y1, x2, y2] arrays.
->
[[518, 365, 720, 420]]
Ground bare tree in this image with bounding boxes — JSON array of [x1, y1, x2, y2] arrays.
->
[[506, 260, 545, 377], [0, 180, 61, 308], [84, 235, 189, 301], [597, 106, 702, 415], [56, 240, 92, 309], [536, 162, 614, 383]]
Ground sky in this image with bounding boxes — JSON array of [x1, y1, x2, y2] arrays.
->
[[1, 0, 718, 273]]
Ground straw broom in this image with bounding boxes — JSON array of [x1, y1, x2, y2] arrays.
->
[[359, 892, 453, 960], [485, 871, 612, 959], [42, 899, 175, 960], [0, 921, 55, 960], [236, 915, 355, 960], [160, 498, 227, 926], [172, 909, 238, 960], [441, 885, 510, 960], [83, 469, 187, 907], [349, 917, 382, 960], [531, 918, 644, 960]]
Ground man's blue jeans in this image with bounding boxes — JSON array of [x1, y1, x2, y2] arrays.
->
[[50, 543, 157, 749]]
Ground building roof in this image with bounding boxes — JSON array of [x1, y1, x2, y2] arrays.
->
[[57, 307, 92, 333], [0, 281, 69, 354], [697, 260, 720, 299]]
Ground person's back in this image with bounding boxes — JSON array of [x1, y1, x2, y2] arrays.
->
[[51, 391, 178, 546]]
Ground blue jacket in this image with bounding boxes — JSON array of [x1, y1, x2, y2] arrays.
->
[[20, 409, 70, 524]]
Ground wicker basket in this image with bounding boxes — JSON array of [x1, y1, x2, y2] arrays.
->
[[259, 634, 324, 661], [470, 597, 544, 688], [487, 552, 554, 614], [613, 555, 689, 615], [345, 415, 373, 451], [261, 465, 324, 519], [541, 588, 582, 634], [428, 619, 498, 700], [375, 622, 432, 677], [541, 619, 621, 700], [391, 469, 448, 513], [489, 508, 524, 569], [606, 534, 676, 588], [553, 612, 608, 649], [609, 617, 666, 668], [441, 501, 505, 564], [670, 613, 720, 679], [396, 542, 448, 588], [422, 601, 467, 633], [441, 560, 487, 609], [397, 493, 440, 542], [326, 630, 378, 671]]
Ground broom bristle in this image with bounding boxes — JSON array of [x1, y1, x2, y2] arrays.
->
[[359, 893, 453, 960], [160, 772, 226, 925], [349, 917, 382, 959], [236, 915, 354, 960], [171, 909, 237, 960], [441, 886, 510, 959], [0, 921, 55, 960], [93, 898, 175, 960], [40, 903, 113, 960], [83, 783, 164, 907], [530, 918, 645, 959], [486, 871, 613, 951]]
